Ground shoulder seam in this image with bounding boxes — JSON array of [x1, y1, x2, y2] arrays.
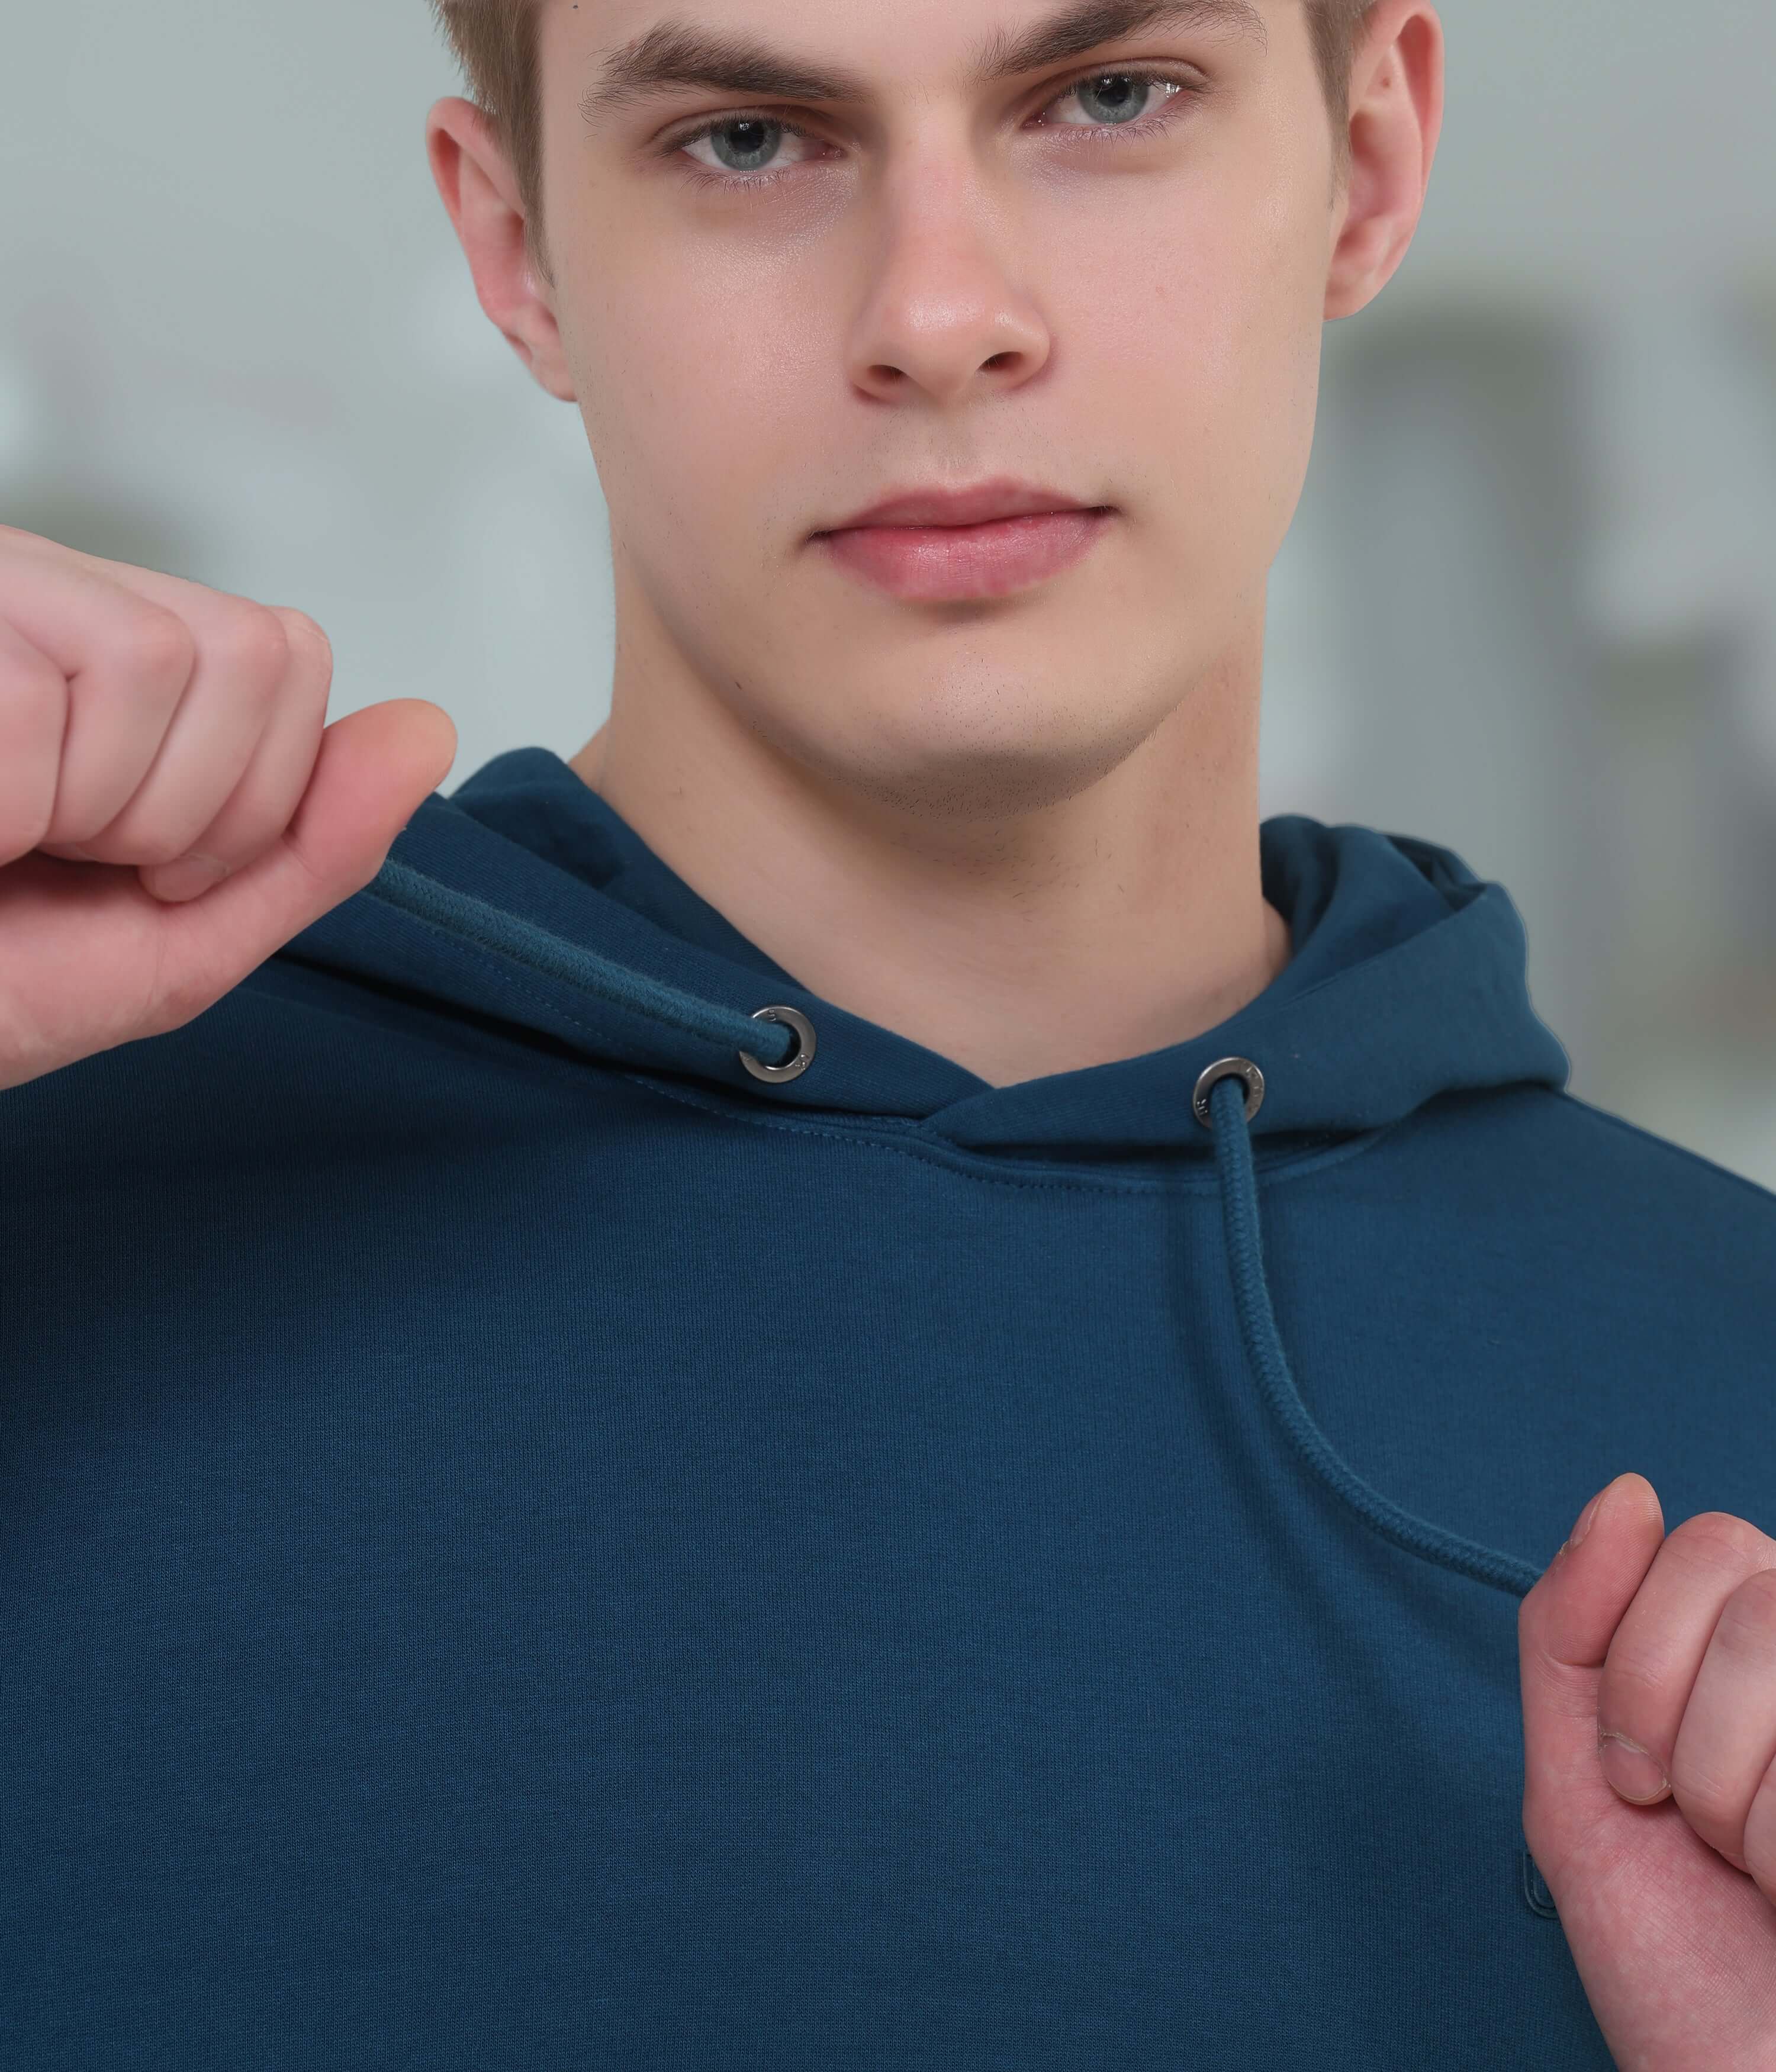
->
[[1539, 1086, 1776, 1212]]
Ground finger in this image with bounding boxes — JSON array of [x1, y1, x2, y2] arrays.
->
[[0, 521, 275, 624], [133, 698, 456, 1031], [136, 608, 332, 902], [0, 614, 67, 866], [1598, 1511, 1776, 1810], [1519, 1474, 1667, 1868], [1666, 1569, 1776, 1882], [67, 597, 290, 871], [0, 547, 195, 845], [1740, 1752, 1776, 1899]]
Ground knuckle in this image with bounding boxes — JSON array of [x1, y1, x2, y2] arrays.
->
[[1716, 1571, 1776, 1653], [5, 804, 57, 863], [1733, 1566, 1776, 1608], [209, 602, 291, 688], [133, 828, 207, 869], [0, 662, 65, 860], [135, 908, 242, 1031], [276, 819, 333, 898], [1601, 1645, 1667, 1702], [2, 638, 65, 719], [0, 523, 62, 557], [147, 954, 229, 1036], [1666, 1749, 1724, 1815], [1745, 1796, 1776, 1892], [128, 603, 198, 692], [13, 806, 59, 860], [1668, 1754, 1735, 1826], [1666, 1512, 1774, 1576], [271, 607, 334, 679]]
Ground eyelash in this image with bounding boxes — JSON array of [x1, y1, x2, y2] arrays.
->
[[664, 67, 1204, 193]]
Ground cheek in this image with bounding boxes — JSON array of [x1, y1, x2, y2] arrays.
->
[[564, 230, 823, 554], [1080, 180, 1326, 564]]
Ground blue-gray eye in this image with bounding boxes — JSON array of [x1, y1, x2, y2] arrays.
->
[[1065, 73, 1168, 126], [707, 117, 783, 172]]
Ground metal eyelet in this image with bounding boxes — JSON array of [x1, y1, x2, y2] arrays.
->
[[1192, 1056, 1265, 1129], [738, 1005, 817, 1083]]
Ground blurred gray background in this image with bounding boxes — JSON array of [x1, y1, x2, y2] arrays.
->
[[4, 1, 1774, 1187]]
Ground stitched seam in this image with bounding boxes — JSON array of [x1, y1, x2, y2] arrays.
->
[[613, 1066, 1398, 1199], [263, 950, 1403, 1200], [1547, 1088, 1776, 1212]]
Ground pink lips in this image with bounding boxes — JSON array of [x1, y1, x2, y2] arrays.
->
[[812, 478, 1115, 603]]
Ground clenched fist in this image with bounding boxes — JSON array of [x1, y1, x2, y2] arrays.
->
[[1522, 1475, 1776, 2070], [0, 522, 457, 1093]]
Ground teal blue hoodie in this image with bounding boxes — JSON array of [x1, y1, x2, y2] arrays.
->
[[4, 745, 1773, 2068]]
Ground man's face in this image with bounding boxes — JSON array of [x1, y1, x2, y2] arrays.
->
[[535, 0, 1344, 816]]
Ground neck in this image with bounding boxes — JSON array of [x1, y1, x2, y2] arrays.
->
[[567, 612, 1290, 1092]]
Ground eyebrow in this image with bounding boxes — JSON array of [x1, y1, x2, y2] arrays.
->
[[579, 0, 1267, 123]]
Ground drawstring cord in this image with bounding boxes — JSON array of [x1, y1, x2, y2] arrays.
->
[[363, 860, 801, 1073], [363, 860, 1543, 1603], [1204, 1071, 1540, 1602]]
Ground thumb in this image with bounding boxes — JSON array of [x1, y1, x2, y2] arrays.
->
[[1518, 1472, 1667, 1881], [159, 697, 458, 983]]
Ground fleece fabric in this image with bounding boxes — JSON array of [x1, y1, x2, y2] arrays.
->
[[4, 743, 1774, 2070]]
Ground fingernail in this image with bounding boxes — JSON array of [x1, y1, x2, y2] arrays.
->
[[1599, 1731, 1671, 1804], [1569, 1479, 1616, 1550], [144, 853, 230, 903]]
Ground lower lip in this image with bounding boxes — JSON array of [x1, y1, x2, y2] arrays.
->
[[815, 508, 1115, 602]]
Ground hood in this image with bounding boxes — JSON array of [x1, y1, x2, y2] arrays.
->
[[280, 745, 1568, 1163], [282, 742, 1577, 1608]]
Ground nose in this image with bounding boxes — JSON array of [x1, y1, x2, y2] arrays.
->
[[841, 149, 1053, 409]]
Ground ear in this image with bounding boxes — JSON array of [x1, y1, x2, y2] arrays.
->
[[425, 96, 578, 402], [1323, 0, 1446, 321]]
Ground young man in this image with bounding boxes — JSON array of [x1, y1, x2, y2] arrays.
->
[[3, 0, 1774, 2063]]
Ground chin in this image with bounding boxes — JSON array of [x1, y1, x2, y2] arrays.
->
[[777, 686, 1167, 825]]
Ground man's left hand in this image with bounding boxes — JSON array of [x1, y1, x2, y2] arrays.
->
[[1520, 1473, 1776, 2071]]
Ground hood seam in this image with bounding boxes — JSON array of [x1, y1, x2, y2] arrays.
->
[[612, 1066, 1403, 1201]]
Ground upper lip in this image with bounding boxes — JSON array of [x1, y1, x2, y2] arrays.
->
[[816, 477, 1106, 532]]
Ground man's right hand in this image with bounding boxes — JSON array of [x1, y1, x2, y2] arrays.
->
[[0, 523, 459, 1094]]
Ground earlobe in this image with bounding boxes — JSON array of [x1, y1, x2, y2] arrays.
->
[[424, 96, 578, 404], [1322, 0, 1446, 323]]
